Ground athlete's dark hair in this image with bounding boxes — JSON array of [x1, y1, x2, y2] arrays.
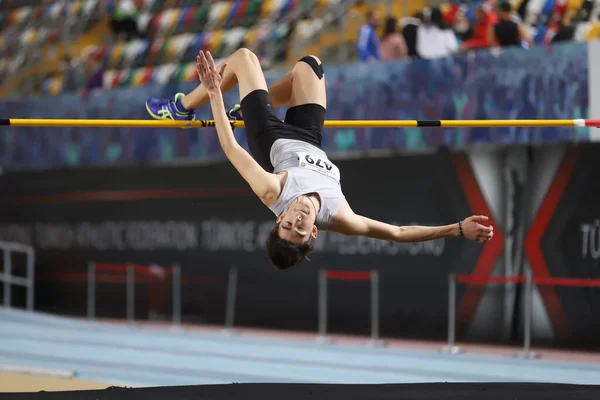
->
[[266, 223, 314, 270]]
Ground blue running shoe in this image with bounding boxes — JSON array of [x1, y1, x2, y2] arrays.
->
[[228, 104, 243, 121], [227, 104, 242, 131], [145, 93, 196, 121]]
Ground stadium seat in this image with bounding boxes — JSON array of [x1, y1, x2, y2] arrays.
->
[[242, 0, 262, 27], [207, 2, 232, 30], [585, 21, 600, 38], [108, 42, 126, 69], [4, 0, 595, 96], [207, 29, 225, 56]]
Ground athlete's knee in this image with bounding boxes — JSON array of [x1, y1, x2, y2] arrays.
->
[[306, 54, 322, 64], [232, 47, 260, 64], [295, 55, 324, 80]]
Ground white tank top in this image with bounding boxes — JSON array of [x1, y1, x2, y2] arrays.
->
[[268, 139, 345, 229]]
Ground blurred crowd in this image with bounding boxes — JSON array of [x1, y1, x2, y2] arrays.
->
[[2, 0, 598, 98], [59, 0, 142, 95], [356, 0, 591, 63]]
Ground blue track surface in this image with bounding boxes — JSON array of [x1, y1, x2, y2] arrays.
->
[[2, 307, 600, 388]]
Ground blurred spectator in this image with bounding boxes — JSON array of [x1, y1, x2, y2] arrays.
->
[[575, 0, 595, 23], [380, 16, 408, 61], [109, 0, 140, 40], [83, 49, 106, 92], [460, 6, 495, 51], [554, 0, 569, 21], [482, 0, 499, 21], [585, 13, 600, 40], [61, 53, 86, 94], [357, 9, 382, 63], [451, 7, 474, 43], [417, 8, 458, 59], [401, 12, 424, 58], [494, 2, 533, 48], [546, 11, 576, 43]]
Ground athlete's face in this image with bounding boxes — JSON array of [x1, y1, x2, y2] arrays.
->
[[277, 196, 319, 245]]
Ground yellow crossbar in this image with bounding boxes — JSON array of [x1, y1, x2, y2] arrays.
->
[[1, 119, 595, 128]]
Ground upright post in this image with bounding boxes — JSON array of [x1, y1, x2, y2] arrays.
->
[[87, 262, 95, 320], [223, 265, 239, 336], [126, 264, 135, 324], [516, 270, 538, 359], [441, 273, 462, 354], [368, 270, 384, 347], [3, 250, 10, 307], [26, 248, 35, 311], [316, 270, 332, 344], [172, 265, 182, 327]]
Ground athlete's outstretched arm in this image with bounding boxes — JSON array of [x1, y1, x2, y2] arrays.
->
[[329, 202, 493, 244], [197, 51, 281, 206]]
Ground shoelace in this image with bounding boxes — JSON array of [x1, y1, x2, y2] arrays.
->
[[157, 106, 173, 120]]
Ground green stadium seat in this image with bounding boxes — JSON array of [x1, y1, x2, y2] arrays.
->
[[242, 0, 262, 28]]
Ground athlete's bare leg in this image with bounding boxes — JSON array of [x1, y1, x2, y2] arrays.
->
[[181, 48, 268, 109], [180, 49, 295, 110], [266, 71, 293, 108], [269, 55, 327, 109], [288, 55, 326, 109]]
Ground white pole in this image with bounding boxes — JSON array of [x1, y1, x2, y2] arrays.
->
[[3, 250, 10, 307], [87, 262, 95, 320], [172, 264, 182, 326], [26, 248, 35, 311], [223, 266, 239, 336], [368, 270, 384, 347], [126, 264, 135, 324], [316, 270, 331, 344], [441, 273, 462, 354], [516, 270, 538, 359]]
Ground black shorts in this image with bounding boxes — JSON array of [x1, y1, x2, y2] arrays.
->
[[240, 89, 325, 172]]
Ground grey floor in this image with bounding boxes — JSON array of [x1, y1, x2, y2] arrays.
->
[[1, 307, 600, 388]]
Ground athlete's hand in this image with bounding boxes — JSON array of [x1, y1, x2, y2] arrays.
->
[[461, 215, 494, 244], [196, 50, 226, 95]]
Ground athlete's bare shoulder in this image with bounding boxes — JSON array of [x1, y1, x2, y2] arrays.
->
[[261, 171, 288, 207], [326, 201, 354, 233]]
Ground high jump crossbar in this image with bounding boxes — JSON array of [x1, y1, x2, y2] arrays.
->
[[1, 118, 599, 129]]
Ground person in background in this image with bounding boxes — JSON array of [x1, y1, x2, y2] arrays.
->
[[61, 53, 87, 94], [482, 0, 499, 23], [357, 9, 382, 63], [380, 15, 407, 61], [584, 12, 600, 40], [494, 1, 533, 48], [417, 7, 459, 59], [451, 7, 473, 43], [83, 48, 106, 92], [109, 0, 139, 40], [459, 6, 495, 51], [546, 11, 576, 43], [401, 11, 424, 58]]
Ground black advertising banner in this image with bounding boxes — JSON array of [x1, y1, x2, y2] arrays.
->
[[0, 151, 491, 339], [528, 144, 600, 346]]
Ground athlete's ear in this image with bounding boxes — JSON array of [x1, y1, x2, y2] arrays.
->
[[311, 225, 319, 239], [276, 214, 285, 223]]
